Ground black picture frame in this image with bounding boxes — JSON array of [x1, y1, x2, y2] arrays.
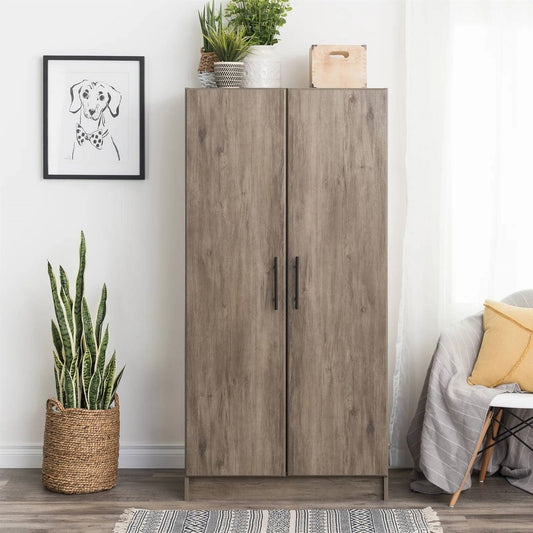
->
[[43, 55, 145, 180]]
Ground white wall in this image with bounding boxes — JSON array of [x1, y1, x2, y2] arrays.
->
[[0, 0, 405, 467]]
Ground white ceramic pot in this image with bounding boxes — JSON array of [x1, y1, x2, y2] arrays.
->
[[242, 45, 281, 88], [214, 62, 245, 88]]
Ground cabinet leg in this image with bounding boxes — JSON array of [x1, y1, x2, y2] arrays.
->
[[383, 475, 389, 501], [184, 476, 189, 501]]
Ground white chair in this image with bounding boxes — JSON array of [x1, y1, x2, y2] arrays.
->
[[449, 392, 533, 507]]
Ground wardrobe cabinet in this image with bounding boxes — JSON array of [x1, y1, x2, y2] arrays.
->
[[185, 88, 387, 500]]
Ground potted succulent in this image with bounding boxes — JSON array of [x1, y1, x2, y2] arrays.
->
[[198, 1, 223, 88], [42, 232, 125, 494], [225, 0, 292, 88], [204, 24, 253, 88]]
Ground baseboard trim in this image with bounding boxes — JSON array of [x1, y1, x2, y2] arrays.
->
[[119, 445, 185, 468], [0, 444, 185, 469]]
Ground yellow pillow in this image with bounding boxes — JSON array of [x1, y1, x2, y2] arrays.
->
[[468, 300, 533, 392]]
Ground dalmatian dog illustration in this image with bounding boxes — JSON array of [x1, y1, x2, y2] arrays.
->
[[69, 80, 122, 161]]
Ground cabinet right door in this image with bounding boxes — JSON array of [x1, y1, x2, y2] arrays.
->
[[287, 89, 388, 476]]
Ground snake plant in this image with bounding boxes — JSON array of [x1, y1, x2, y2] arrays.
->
[[199, 0, 223, 53], [48, 231, 124, 409]]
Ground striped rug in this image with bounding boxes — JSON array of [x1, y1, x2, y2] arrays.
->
[[114, 508, 442, 533]]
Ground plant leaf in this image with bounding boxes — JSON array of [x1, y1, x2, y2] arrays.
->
[[48, 262, 74, 369], [64, 368, 76, 408], [109, 365, 125, 405], [82, 297, 98, 369], [59, 265, 72, 303], [102, 351, 116, 409], [96, 325, 109, 378], [95, 284, 107, 345], [51, 320, 63, 363], [69, 353, 78, 377], [53, 349, 63, 371], [73, 367, 81, 408], [73, 231, 86, 357], [88, 370, 102, 410], [59, 265, 74, 332], [54, 362, 63, 405], [60, 286, 74, 335], [81, 349, 92, 407]]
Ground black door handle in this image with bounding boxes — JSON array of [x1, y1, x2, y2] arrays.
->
[[273, 257, 278, 310], [295, 256, 299, 309]]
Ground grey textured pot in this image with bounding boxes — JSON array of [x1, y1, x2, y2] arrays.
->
[[214, 62, 245, 88], [198, 71, 217, 88]]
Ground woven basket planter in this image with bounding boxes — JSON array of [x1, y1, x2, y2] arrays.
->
[[198, 48, 218, 88], [42, 395, 120, 494]]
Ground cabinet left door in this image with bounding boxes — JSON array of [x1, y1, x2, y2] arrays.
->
[[186, 89, 287, 476]]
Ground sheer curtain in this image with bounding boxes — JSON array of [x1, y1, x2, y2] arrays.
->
[[390, 0, 533, 467]]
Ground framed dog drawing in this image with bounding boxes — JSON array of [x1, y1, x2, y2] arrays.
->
[[43, 56, 145, 179]]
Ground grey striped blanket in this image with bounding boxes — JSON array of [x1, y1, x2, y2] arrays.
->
[[407, 289, 533, 494]]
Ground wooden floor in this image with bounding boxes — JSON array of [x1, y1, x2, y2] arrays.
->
[[0, 469, 532, 532]]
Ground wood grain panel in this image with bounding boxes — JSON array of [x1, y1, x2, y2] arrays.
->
[[287, 89, 388, 476], [186, 89, 286, 476], [187, 476, 385, 501]]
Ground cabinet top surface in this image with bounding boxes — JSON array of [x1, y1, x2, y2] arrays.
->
[[185, 87, 387, 92]]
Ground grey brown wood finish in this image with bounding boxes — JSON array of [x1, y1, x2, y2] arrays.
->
[[186, 88, 387, 495], [187, 476, 385, 501], [186, 89, 287, 476], [287, 89, 388, 476]]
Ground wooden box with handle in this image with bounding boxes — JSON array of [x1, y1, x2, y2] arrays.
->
[[309, 45, 367, 88]]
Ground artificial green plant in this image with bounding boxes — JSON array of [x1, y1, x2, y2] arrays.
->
[[225, 0, 292, 46], [198, 0, 223, 53], [203, 24, 253, 62], [48, 232, 124, 410]]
